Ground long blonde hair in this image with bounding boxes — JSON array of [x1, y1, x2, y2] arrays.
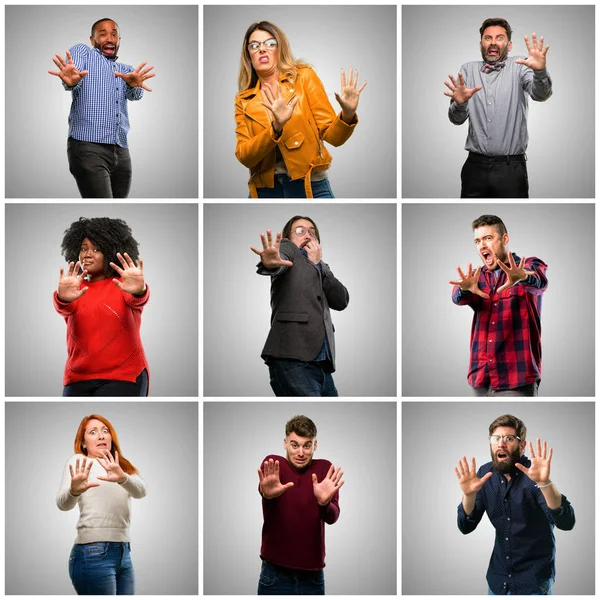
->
[[237, 21, 310, 92]]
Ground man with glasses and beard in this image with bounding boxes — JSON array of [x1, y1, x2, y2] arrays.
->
[[449, 214, 548, 396], [454, 414, 575, 595], [251, 216, 349, 396], [256, 415, 344, 595], [444, 18, 552, 197]]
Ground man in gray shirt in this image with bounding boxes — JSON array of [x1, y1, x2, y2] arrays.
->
[[444, 18, 552, 198]]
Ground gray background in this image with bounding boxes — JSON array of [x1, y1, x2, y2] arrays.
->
[[402, 402, 595, 594], [5, 402, 198, 595], [204, 203, 397, 396], [203, 5, 397, 198], [6, 5, 198, 198], [204, 401, 397, 595], [402, 5, 595, 198], [5, 204, 198, 397], [402, 203, 595, 396]]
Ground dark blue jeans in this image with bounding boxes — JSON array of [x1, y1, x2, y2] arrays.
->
[[63, 369, 148, 397], [257, 560, 325, 595], [68, 137, 132, 198], [69, 542, 134, 595], [255, 175, 334, 198], [487, 577, 553, 595], [269, 359, 338, 397]]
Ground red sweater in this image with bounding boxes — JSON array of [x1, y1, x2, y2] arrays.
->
[[53, 278, 149, 387], [259, 455, 340, 571]]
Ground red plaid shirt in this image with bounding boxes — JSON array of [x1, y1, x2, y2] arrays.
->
[[452, 253, 548, 390]]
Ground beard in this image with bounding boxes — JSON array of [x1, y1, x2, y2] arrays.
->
[[490, 446, 522, 473], [481, 45, 509, 63]]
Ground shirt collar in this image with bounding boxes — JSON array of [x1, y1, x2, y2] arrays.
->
[[92, 46, 118, 61]]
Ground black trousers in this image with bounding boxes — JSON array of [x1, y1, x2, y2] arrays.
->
[[67, 137, 132, 198], [460, 152, 529, 198], [62, 369, 148, 397]]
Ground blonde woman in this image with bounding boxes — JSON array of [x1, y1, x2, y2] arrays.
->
[[235, 21, 366, 198]]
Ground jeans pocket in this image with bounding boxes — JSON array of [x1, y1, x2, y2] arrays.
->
[[310, 570, 325, 585], [259, 564, 277, 587], [82, 541, 109, 561]]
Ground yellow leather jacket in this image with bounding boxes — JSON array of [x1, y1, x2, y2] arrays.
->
[[234, 66, 358, 198]]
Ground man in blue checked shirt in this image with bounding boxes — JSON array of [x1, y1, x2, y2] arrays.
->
[[49, 18, 155, 198], [454, 414, 575, 595]]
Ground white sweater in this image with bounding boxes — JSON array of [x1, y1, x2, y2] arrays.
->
[[56, 454, 147, 544]]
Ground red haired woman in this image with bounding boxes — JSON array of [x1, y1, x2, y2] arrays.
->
[[56, 415, 146, 595]]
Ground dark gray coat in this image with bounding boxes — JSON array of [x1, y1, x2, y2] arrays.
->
[[257, 240, 349, 371]]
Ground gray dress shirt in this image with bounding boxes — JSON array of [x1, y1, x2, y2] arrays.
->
[[448, 56, 552, 155]]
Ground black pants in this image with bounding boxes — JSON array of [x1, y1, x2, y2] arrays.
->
[[67, 137, 132, 198], [460, 152, 529, 198], [62, 369, 148, 397]]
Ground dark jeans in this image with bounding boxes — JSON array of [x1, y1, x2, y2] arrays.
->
[[256, 175, 334, 198], [269, 359, 338, 397], [461, 152, 529, 198], [69, 542, 134, 595], [68, 137, 132, 198], [472, 381, 539, 397], [63, 369, 148, 397], [257, 560, 325, 595], [487, 577, 553, 595]]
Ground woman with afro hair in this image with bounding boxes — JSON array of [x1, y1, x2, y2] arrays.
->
[[54, 217, 150, 396]]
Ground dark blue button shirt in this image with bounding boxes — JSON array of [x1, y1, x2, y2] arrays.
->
[[457, 456, 575, 594]]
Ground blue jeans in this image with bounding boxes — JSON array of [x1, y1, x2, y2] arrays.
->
[[255, 175, 334, 198], [69, 542, 135, 595], [257, 560, 325, 595], [487, 577, 553, 595], [269, 359, 338, 396]]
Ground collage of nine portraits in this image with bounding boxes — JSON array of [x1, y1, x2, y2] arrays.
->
[[3, 3, 596, 597]]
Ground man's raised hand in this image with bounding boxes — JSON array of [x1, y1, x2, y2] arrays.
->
[[48, 50, 89, 87], [114, 62, 155, 91], [312, 464, 344, 506], [449, 263, 490, 299], [515, 438, 552, 484], [444, 72, 482, 105], [58, 261, 89, 303], [496, 253, 534, 293], [454, 456, 492, 496], [250, 229, 294, 270], [515, 33, 550, 71], [257, 458, 294, 499]]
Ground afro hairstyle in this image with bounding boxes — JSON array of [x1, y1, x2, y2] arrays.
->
[[61, 217, 140, 279]]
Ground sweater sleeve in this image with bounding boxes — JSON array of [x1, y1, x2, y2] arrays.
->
[[53, 290, 80, 316], [56, 455, 81, 511], [122, 284, 150, 309], [318, 491, 340, 525], [120, 473, 147, 499]]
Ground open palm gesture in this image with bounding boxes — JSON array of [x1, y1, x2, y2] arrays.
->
[[48, 50, 89, 87], [69, 457, 100, 496], [335, 67, 366, 121], [58, 261, 89, 302], [515, 33, 550, 71], [312, 464, 345, 506], [258, 458, 294, 499], [454, 456, 492, 496], [449, 263, 490, 299], [114, 62, 156, 91], [515, 439, 552, 484], [96, 450, 127, 484], [496, 254, 534, 293], [250, 229, 293, 270], [110, 252, 145, 295], [444, 72, 482, 105], [261, 82, 298, 131]]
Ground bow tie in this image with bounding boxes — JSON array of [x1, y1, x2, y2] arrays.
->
[[481, 60, 506, 74]]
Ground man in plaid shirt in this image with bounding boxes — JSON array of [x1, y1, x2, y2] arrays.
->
[[49, 18, 155, 198], [450, 215, 548, 396]]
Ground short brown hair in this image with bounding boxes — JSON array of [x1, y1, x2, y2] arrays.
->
[[488, 414, 526, 441], [472, 214, 508, 237], [480, 18, 512, 42], [286, 415, 317, 438], [282, 215, 321, 243]]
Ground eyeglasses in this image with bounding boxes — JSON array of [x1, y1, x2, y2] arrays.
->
[[247, 38, 277, 53], [489, 435, 521, 445], [293, 226, 316, 238]]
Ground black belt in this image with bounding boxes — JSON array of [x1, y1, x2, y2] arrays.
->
[[468, 152, 526, 163]]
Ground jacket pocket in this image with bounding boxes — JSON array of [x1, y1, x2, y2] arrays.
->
[[276, 312, 308, 323], [284, 132, 305, 150]]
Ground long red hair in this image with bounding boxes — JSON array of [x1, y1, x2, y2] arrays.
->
[[73, 414, 138, 475]]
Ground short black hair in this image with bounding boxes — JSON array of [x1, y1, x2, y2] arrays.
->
[[479, 18, 513, 42], [281, 215, 321, 243], [285, 415, 317, 438], [472, 214, 508, 237], [91, 18, 119, 37], [61, 217, 139, 278]]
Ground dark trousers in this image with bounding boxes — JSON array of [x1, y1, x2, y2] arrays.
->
[[268, 359, 338, 397], [257, 560, 325, 595], [63, 369, 148, 397], [472, 381, 539, 397], [68, 137, 132, 198], [461, 152, 529, 198]]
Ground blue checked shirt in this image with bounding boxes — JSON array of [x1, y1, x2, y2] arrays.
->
[[63, 44, 143, 148], [457, 456, 575, 594]]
